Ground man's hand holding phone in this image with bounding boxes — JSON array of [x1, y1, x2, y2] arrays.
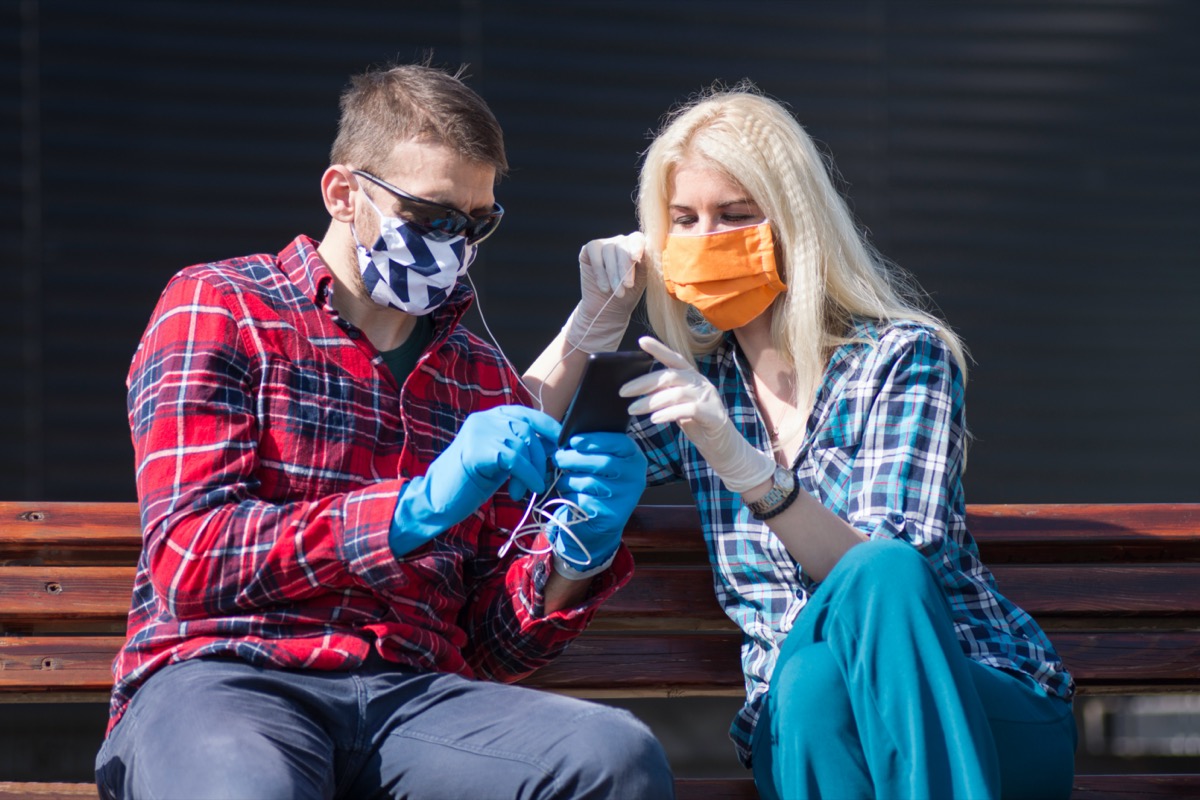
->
[[549, 431, 647, 579], [390, 405, 561, 558]]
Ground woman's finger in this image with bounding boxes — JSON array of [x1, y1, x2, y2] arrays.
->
[[618, 232, 646, 291], [619, 367, 692, 398], [580, 239, 610, 293], [628, 383, 704, 419], [637, 336, 693, 370]]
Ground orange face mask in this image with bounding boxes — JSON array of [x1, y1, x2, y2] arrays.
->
[[661, 221, 786, 331]]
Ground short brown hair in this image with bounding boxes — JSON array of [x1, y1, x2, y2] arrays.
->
[[330, 63, 507, 178]]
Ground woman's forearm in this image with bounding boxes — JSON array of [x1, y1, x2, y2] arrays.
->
[[522, 329, 594, 420], [742, 478, 867, 582]]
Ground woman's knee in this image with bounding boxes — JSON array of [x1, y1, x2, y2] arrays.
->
[[768, 642, 859, 751], [835, 537, 933, 590], [794, 537, 951, 655]]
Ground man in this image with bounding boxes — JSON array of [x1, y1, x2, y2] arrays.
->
[[95, 63, 672, 800]]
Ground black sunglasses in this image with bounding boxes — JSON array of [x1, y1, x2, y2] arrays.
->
[[351, 169, 504, 244]]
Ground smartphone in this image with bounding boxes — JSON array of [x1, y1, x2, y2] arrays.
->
[[558, 350, 655, 444]]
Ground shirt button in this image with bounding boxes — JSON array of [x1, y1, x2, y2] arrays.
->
[[888, 511, 905, 525]]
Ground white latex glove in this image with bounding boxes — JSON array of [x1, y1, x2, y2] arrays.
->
[[620, 336, 776, 494], [562, 232, 647, 353]]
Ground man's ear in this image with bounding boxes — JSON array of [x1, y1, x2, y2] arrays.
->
[[321, 165, 356, 222]]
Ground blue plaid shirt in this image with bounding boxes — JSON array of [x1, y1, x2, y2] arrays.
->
[[629, 319, 1075, 764]]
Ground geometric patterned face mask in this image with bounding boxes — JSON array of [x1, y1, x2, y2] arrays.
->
[[351, 190, 478, 315]]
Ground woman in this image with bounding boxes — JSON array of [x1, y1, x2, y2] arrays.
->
[[525, 85, 1077, 799]]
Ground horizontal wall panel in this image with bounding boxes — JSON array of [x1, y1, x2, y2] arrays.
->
[[4, 1, 1197, 504]]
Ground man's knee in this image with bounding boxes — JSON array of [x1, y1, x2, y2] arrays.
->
[[98, 722, 329, 800], [556, 705, 675, 799], [96, 662, 333, 800]]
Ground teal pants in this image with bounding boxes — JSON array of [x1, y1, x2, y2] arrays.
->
[[752, 539, 1077, 800]]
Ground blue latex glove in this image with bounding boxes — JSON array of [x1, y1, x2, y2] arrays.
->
[[548, 431, 648, 576], [390, 405, 561, 558]]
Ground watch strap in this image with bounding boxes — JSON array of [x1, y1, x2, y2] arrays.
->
[[748, 465, 800, 520]]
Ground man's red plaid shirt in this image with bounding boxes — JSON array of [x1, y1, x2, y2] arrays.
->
[[110, 235, 632, 733]]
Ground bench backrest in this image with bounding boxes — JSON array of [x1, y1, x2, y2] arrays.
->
[[2, 502, 1199, 701]]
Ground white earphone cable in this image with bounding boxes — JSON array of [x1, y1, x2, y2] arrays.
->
[[464, 263, 636, 566]]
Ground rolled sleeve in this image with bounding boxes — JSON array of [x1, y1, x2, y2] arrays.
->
[[338, 479, 410, 589]]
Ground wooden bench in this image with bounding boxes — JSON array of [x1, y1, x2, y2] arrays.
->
[[2, 501, 1199, 799]]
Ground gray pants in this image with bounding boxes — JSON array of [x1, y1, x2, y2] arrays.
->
[[96, 657, 674, 800]]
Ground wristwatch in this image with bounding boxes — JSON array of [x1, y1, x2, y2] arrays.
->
[[746, 465, 800, 520]]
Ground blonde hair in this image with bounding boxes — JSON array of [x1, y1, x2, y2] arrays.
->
[[637, 84, 968, 402]]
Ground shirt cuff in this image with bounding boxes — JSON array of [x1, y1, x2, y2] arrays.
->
[[521, 543, 634, 624], [339, 479, 411, 587]]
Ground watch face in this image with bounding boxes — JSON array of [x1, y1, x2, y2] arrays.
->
[[749, 467, 796, 516], [775, 466, 795, 490]]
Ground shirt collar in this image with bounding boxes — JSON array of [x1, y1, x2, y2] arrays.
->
[[280, 234, 333, 305]]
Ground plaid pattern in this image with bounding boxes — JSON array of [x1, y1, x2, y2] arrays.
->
[[111, 235, 631, 734], [630, 319, 1074, 764]]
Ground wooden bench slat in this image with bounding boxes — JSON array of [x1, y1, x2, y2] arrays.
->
[[7, 563, 1197, 634], [675, 778, 758, 800], [623, 503, 1200, 563], [672, 775, 1200, 800], [1058, 630, 1200, 686], [596, 563, 1200, 627], [0, 567, 136, 621], [1070, 773, 1200, 799], [0, 636, 122, 691], [967, 503, 1200, 539], [0, 503, 142, 546], [968, 503, 1200, 563], [523, 634, 745, 695], [597, 567, 729, 630], [5, 502, 1200, 562], [7, 630, 1199, 696], [2, 774, 1198, 800], [992, 563, 1200, 617], [0, 783, 100, 799], [533, 631, 1200, 694]]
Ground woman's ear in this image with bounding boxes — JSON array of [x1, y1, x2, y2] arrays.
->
[[321, 165, 356, 222]]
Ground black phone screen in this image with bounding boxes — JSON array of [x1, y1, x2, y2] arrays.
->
[[558, 351, 655, 444]]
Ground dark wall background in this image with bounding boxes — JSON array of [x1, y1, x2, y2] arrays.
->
[[4, 0, 1198, 505], [2, 0, 1199, 784]]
